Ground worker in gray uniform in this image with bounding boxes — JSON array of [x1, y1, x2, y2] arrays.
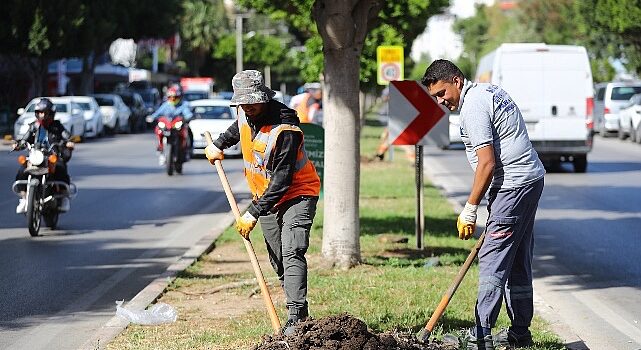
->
[[421, 59, 545, 350]]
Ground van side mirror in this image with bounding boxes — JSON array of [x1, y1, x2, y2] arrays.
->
[[72, 108, 81, 115], [17, 108, 24, 116]]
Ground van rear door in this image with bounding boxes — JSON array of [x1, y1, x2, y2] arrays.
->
[[497, 50, 545, 126], [538, 49, 592, 141]]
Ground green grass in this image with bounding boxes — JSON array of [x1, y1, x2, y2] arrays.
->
[[108, 116, 565, 350]]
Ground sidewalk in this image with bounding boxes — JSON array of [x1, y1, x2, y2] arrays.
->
[[422, 145, 588, 350]]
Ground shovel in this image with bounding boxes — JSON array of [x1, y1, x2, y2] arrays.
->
[[417, 232, 485, 343], [204, 131, 282, 334]]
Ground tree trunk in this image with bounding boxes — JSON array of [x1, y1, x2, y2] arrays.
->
[[314, 0, 380, 268], [321, 47, 362, 268], [27, 57, 48, 97]]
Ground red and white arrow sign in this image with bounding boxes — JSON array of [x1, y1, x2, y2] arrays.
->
[[388, 81, 449, 146]]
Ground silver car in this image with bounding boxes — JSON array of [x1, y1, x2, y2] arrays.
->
[[72, 96, 104, 138], [594, 82, 641, 136], [91, 94, 131, 134]]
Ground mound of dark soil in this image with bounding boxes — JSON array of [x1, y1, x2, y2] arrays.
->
[[252, 313, 450, 350]]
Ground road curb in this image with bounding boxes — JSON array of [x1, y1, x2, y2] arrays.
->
[[78, 200, 251, 350], [422, 158, 588, 349]]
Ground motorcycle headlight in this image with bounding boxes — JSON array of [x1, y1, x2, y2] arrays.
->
[[157, 121, 166, 129], [174, 121, 183, 129], [29, 149, 45, 166]]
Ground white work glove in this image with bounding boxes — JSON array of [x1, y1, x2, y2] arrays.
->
[[204, 144, 224, 165], [235, 212, 258, 240], [456, 202, 478, 240]]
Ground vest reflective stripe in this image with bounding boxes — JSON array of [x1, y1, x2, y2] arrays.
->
[[238, 110, 320, 206]]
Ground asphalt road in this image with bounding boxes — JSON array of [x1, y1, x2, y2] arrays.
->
[[0, 132, 248, 350], [424, 136, 641, 350]]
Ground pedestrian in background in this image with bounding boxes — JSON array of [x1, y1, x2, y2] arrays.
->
[[421, 59, 545, 350], [289, 82, 322, 124], [205, 70, 321, 335]]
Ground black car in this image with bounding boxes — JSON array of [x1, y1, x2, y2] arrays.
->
[[115, 91, 147, 132]]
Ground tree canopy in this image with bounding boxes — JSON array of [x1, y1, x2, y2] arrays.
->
[[234, 0, 448, 91]]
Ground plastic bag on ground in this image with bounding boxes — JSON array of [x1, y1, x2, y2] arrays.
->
[[115, 300, 178, 325]]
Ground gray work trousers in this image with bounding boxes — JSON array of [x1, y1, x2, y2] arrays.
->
[[475, 178, 544, 330], [259, 195, 318, 316]]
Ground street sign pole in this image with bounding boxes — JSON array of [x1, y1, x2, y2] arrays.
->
[[415, 144, 424, 250], [389, 80, 449, 251]]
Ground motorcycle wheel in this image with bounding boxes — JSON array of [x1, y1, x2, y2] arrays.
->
[[44, 211, 59, 230], [27, 179, 42, 237], [166, 143, 174, 176]]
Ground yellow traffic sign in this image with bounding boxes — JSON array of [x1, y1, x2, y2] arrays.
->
[[377, 46, 404, 85]]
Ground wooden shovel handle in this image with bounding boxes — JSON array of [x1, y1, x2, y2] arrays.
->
[[423, 232, 485, 334], [204, 132, 282, 333]]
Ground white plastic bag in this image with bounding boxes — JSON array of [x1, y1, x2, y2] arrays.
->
[[115, 300, 178, 325]]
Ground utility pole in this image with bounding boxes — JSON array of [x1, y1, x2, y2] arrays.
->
[[235, 15, 243, 74]]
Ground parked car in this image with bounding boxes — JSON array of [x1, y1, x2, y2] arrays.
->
[[71, 96, 104, 138], [593, 81, 641, 137], [14, 97, 86, 141], [188, 99, 240, 156], [618, 93, 641, 143], [115, 91, 147, 132], [91, 94, 131, 134], [126, 81, 161, 118]]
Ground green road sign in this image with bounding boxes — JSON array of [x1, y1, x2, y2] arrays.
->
[[300, 123, 324, 193]]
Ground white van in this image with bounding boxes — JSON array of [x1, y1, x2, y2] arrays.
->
[[475, 43, 594, 172]]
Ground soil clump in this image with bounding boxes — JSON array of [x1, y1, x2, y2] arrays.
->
[[252, 313, 451, 350]]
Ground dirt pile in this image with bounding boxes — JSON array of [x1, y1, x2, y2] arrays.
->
[[252, 314, 450, 350]]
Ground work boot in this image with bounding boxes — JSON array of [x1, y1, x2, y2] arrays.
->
[[58, 197, 70, 212], [443, 328, 494, 350], [282, 306, 309, 336], [494, 328, 533, 348], [16, 198, 27, 214]]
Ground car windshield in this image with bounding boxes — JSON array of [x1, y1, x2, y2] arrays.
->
[[77, 102, 92, 110], [611, 86, 641, 101], [192, 105, 233, 120], [26, 103, 67, 113], [94, 97, 114, 106]]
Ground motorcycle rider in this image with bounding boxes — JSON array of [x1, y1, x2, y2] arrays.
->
[[149, 84, 193, 165], [12, 97, 75, 213]]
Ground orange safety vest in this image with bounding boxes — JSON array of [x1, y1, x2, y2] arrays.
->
[[238, 111, 320, 207]]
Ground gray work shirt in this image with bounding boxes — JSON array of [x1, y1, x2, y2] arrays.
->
[[458, 79, 545, 189]]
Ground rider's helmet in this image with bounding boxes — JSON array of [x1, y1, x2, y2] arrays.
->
[[166, 85, 183, 105], [34, 98, 56, 126]]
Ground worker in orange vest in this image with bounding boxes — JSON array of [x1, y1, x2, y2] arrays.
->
[[289, 82, 322, 124], [205, 70, 320, 335]]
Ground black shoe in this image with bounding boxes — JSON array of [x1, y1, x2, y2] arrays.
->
[[374, 153, 385, 161], [494, 328, 533, 348], [282, 305, 309, 336], [282, 317, 302, 336], [443, 328, 495, 350]]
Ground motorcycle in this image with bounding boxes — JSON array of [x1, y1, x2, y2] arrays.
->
[[11, 140, 77, 237], [155, 115, 190, 176]]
